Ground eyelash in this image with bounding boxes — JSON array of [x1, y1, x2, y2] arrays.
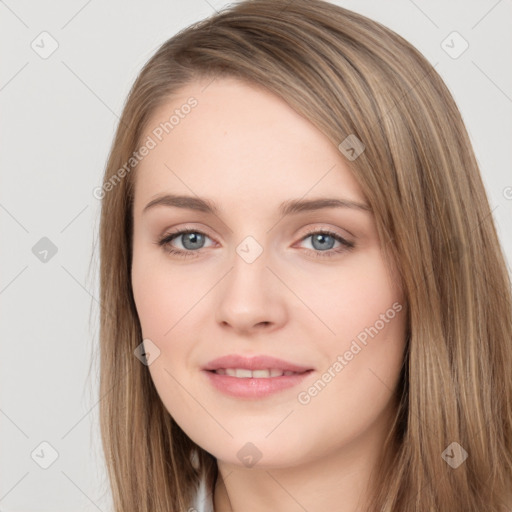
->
[[155, 227, 355, 259]]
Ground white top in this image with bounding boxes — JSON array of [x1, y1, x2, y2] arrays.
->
[[190, 472, 215, 512]]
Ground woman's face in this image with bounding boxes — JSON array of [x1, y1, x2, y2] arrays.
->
[[131, 77, 407, 469]]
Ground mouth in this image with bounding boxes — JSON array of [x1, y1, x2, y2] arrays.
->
[[207, 368, 310, 378], [203, 368, 314, 399], [203, 354, 313, 374], [202, 354, 314, 398]]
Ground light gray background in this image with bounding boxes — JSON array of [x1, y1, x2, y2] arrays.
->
[[1, 0, 511, 510]]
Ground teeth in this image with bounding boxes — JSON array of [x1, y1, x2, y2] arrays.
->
[[214, 368, 297, 378]]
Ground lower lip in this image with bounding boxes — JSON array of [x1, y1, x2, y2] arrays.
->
[[203, 370, 314, 399]]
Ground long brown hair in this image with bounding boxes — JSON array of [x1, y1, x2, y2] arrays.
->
[[97, 1, 512, 510]]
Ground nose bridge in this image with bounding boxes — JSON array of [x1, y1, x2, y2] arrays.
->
[[214, 232, 286, 331], [235, 234, 266, 267], [228, 233, 272, 295]]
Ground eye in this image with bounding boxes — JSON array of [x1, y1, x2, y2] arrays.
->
[[297, 229, 354, 258], [156, 228, 215, 258], [155, 227, 355, 259]]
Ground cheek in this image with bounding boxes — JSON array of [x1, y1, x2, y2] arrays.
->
[[131, 249, 201, 417], [131, 240, 192, 338], [296, 248, 406, 416], [297, 247, 404, 345], [131, 259, 167, 338]]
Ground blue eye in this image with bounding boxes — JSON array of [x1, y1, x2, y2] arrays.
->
[[156, 228, 354, 259], [157, 229, 213, 258], [298, 229, 354, 258]]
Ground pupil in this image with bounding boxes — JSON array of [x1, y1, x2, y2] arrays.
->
[[313, 234, 334, 250], [183, 232, 203, 250]]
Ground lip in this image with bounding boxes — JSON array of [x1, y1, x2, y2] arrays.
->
[[203, 354, 313, 373], [203, 368, 314, 399], [202, 354, 314, 399]]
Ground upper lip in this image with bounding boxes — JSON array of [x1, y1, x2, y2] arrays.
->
[[203, 354, 313, 373]]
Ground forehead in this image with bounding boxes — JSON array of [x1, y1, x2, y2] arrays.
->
[[133, 77, 366, 215]]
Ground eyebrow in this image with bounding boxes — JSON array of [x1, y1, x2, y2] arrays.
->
[[142, 194, 372, 216]]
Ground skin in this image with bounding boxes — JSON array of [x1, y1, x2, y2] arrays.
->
[[131, 76, 407, 512]]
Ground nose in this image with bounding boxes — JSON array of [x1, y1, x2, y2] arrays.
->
[[214, 244, 288, 335]]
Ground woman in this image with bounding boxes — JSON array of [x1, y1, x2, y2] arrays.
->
[[97, 0, 512, 510]]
